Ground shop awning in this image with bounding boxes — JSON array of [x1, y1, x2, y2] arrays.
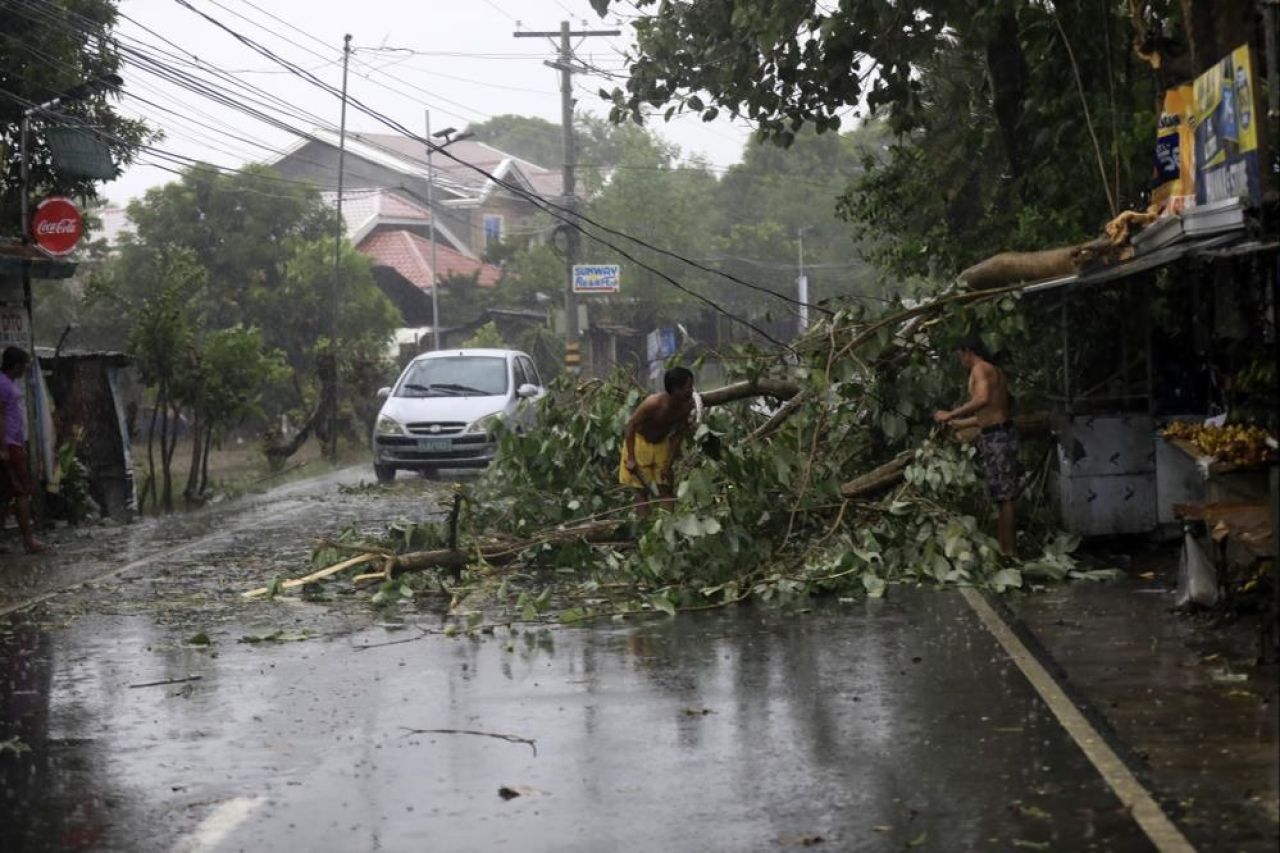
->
[[0, 244, 79, 280]]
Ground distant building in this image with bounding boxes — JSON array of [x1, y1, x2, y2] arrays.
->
[[270, 130, 561, 258], [92, 187, 504, 344]]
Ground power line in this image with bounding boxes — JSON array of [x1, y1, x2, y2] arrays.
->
[[168, 0, 805, 344], [173, 1, 829, 334], [0, 28, 299, 166], [13, 0, 828, 340], [349, 48, 560, 97], [214, 0, 484, 124]]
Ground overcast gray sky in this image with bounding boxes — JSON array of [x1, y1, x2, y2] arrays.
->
[[101, 0, 754, 204]]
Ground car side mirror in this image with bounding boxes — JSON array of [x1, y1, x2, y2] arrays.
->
[[377, 387, 391, 400], [516, 383, 539, 399]]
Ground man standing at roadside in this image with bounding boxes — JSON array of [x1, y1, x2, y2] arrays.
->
[[0, 347, 47, 554], [620, 366, 696, 514], [933, 337, 1018, 556]]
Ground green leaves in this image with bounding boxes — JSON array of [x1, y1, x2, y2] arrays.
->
[[441, 278, 1090, 624], [673, 513, 722, 538], [649, 593, 677, 616], [989, 569, 1023, 593]]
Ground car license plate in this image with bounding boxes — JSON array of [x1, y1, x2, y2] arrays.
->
[[418, 437, 451, 453]]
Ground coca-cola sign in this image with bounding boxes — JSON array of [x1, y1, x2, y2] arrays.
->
[[30, 196, 84, 257]]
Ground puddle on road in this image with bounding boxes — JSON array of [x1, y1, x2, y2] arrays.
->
[[1, 590, 1166, 852], [2, 477, 1275, 850]]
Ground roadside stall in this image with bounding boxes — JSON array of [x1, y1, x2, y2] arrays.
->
[[982, 43, 1278, 558]]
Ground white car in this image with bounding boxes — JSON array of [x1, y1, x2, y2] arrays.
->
[[371, 348, 545, 481]]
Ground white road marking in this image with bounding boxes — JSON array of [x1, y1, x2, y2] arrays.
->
[[959, 587, 1196, 852], [172, 797, 263, 853]]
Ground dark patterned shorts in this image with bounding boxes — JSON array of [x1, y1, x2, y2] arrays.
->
[[977, 426, 1021, 502], [1, 444, 32, 502]]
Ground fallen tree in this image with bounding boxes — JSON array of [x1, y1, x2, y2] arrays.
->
[[252, 279, 1108, 622], [958, 208, 1157, 291]]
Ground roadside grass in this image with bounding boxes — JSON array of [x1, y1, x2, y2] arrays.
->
[[134, 437, 373, 506]]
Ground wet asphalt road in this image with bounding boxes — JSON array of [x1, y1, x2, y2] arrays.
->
[[0, 469, 1272, 851]]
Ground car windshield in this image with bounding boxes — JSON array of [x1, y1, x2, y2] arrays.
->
[[397, 356, 509, 397]]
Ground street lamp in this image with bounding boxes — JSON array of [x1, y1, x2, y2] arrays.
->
[[424, 113, 473, 351]]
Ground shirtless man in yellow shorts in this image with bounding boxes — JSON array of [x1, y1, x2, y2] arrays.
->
[[620, 366, 695, 514]]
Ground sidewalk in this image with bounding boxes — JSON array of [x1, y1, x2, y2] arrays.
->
[[0, 466, 374, 616], [1001, 556, 1279, 852]]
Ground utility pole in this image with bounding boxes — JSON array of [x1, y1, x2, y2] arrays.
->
[[796, 227, 811, 336], [515, 21, 619, 374], [17, 73, 120, 518], [423, 116, 474, 351], [328, 33, 352, 463], [425, 108, 440, 352]]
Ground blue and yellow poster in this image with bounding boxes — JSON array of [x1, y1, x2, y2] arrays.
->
[[1152, 85, 1195, 214], [1193, 45, 1263, 205]]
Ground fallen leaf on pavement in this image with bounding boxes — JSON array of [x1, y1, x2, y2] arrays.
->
[[777, 834, 824, 847], [498, 785, 544, 800]]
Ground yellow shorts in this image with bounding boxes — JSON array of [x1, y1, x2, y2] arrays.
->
[[619, 434, 672, 488]]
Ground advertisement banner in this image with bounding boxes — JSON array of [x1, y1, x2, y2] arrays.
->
[[572, 264, 621, 294], [1152, 85, 1195, 215], [0, 305, 27, 347], [1193, 45, 1264, 206]]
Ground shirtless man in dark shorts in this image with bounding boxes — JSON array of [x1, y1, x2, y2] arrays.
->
[[933, 337, 1019, 556], [620, 366, 695, 514]]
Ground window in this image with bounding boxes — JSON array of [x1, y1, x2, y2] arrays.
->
[[512, 357, 528, 388], [520, 356, 541, 388], [482, 214, 504, 247], [397, 356, 509, 397]]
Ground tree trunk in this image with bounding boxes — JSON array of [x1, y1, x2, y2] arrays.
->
[[839, 413, 1053, 499], [958, 237, 1116, 290], [700, 378, 801, 407], [162, 398, 183, 514], [392, 520, 623, 574], [985, 10, 1029, 179], [143, 396, 160, 514], [200, 423, 214, 495], [157, 383, 172, 514], [1181, 0, 1253, 76], [183, 408, 204, 505], [264, 395, 325, 470], [840, 451, 915, 500]]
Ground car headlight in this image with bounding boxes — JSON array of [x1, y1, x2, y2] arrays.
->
[[464, 412, 503, 435], [376, 415, 405, 435]]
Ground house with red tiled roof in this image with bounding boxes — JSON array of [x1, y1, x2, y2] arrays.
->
[[271, 130, 560, 258], [319, 188, 504, 333]]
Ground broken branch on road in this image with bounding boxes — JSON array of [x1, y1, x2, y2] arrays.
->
[[129, 675, 204, 689], [399, 726, 538, 757]]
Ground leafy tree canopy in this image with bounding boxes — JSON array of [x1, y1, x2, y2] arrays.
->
[[0, 0, 153, 233], [92, 163, 397, 414], [590, 0, 1263, 279]]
